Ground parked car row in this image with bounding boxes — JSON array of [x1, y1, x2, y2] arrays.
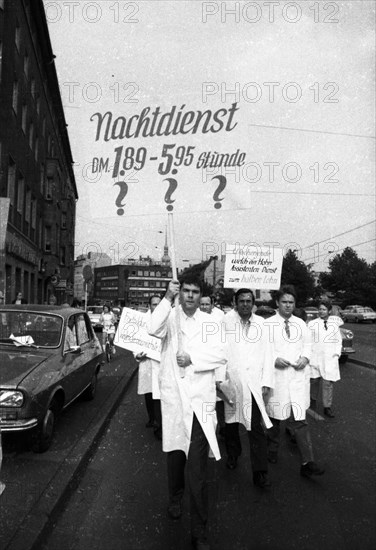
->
[[341, 306, 376, 323]]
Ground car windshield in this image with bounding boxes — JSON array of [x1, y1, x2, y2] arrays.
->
[[0, 311, 63, 348]]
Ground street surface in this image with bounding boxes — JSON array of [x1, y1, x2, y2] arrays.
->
[[40, 361, 375, 550], [344, 322, 376, 366]]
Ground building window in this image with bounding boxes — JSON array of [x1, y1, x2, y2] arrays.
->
[[16, 176, 24, 216], [45, 177, 53, 200], [61, 212, 67, 229], [25, 188, 31, 223], [7, 158, 16, 210], [29, 122, 34, 149], [60, 247, 66, 266], [40, 163, 45, 194], [137, 270, 142, 276], [12, 80, 19, 113], [15, 20, 21, 51], [31, 197, 36, 229], [22, 104, 27, 133], [31, 78, 36, 100], [44, 226, 51, 252], [23, 50, 29, 78]]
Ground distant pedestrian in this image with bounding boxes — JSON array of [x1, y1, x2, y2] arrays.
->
[[135, 295, 162, 439], [309, 299, 343, 418], [12, 291, 27, 304], [100, 304, 117, 355], [264, 285, 325, 478]]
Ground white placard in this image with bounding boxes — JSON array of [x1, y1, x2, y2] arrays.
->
[[115, 308, 161, 362], [224, 244, 283, 290]]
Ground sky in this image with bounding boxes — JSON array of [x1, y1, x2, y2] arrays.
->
[[44, 0, 375, 272]]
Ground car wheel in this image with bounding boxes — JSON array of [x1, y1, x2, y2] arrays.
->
[[30, 399, 58, 453], [83, 373, 98, 401]]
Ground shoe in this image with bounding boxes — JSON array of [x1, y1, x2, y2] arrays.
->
[[300, 461, 325, 477], [267, 450, 278, 464], [192, 537, 211, 550], [226, 455, 238, 470], [253, 471, 271, 489], [111, 346, 116, 355], [168, 501, 182, 519], [285, 427, 297, 445], [145, 420, 154, 428], [324, 407, 335, 418]]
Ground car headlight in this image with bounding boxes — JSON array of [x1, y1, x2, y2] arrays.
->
[[0, 390, 24, 407]]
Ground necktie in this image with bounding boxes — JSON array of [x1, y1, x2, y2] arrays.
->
[[284, 319, 290, 339], [324, 320, 328, 330]]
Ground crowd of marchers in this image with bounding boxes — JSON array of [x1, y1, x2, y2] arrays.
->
[[130, 276, 342, 550]]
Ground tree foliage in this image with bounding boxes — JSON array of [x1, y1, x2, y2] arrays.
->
[[320, 247, 376, 307], [271, 249, 316, 306]]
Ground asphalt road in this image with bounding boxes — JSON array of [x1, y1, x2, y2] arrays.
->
[[39, 362, 376, 550], [344, 322, 376, 366]]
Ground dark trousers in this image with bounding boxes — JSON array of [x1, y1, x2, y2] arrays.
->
[[267, 416, 314, 464], [225, 395, 268, 473], [167, 415, 208, 540], [144, 393, 154, 422], [153, 399, 162, 437]]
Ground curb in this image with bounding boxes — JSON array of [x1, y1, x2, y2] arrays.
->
[[5, 364, 138, 550], [347, 358, 375, 370]]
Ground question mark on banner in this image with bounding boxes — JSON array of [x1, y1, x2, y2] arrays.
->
[[114, 181, 128, 216], [164, 178, 178, 211], [211, 175, 227, 209]]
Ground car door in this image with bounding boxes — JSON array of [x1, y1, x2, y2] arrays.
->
[[75, 312, 101, 389], [62, 313, 89, 404]]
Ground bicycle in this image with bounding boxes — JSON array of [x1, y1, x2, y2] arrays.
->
[[103, 332, 115, 363]]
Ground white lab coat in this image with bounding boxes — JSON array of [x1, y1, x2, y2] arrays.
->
[[264, 313, 312, 421], [136, 311, 161, 398], [222, 310, 273, 430], [148, 298, 226, 459], [308, 316, 342, 382]]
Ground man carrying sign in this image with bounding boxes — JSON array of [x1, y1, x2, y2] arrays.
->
[[148, 276, 225, 550]]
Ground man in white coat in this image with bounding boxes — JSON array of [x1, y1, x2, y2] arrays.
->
[[148, 276, 225, 550], [135, 295, 162, 439], [264, 285, 325, 478], [221, 289, 274, 489]]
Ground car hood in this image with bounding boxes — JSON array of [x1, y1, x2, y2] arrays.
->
[[0, 348, 52, 387]]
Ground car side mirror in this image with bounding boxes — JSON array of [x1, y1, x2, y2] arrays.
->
[[66, 345, 82, 354]]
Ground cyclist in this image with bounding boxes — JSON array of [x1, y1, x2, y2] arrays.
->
[[100, 304, 117, 355]]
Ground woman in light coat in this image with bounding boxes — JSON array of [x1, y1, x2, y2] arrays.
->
[[308, 300, 343, 418]]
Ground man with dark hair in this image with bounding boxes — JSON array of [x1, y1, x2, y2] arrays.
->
[[221, 288, 273, 488], [264, 285, 325, 477], [148, 278, 225, 550]]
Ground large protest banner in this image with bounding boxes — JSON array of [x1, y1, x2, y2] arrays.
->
[[224, 244, 283, 290], [115, 307, 161, 361]]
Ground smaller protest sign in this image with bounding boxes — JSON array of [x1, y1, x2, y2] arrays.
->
[[115, 307, 161, 361], [224, 244, 283, 290]]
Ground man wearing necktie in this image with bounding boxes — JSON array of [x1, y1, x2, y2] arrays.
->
[[221, 288, 274, 489], [263, 285, 325, 478]]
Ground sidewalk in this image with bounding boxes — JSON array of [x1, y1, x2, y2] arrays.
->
[[0, 351, 138, 550]]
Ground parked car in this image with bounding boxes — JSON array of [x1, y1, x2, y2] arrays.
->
[[87, 305, 104, 331], [341, 306, 376, 323], [0, 305, 104, 452], [303, 307, 355, 364]]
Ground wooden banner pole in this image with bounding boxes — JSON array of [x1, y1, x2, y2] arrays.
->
[[167, 213, 185, 378]]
